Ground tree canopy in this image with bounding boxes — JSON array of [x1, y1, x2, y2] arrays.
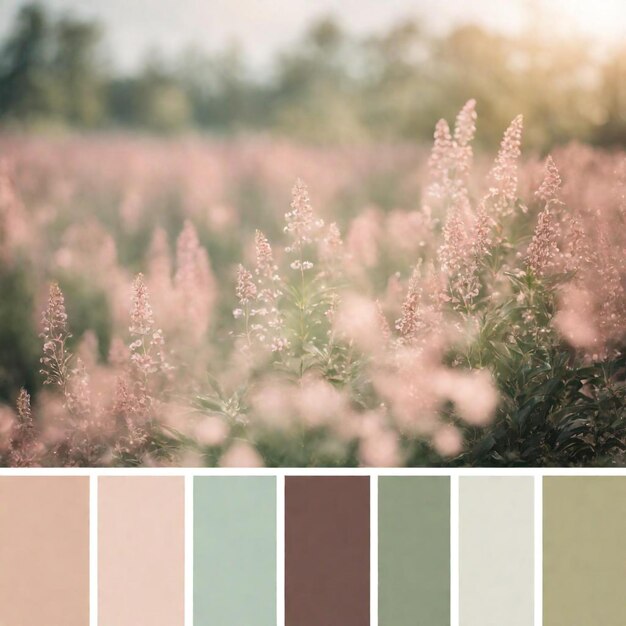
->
[[0, 2, 624, 149]]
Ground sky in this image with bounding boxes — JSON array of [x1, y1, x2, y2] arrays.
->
[[0, 0, 624, 71]]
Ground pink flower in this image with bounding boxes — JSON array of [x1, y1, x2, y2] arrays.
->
[[526, 207, 560, 277], [285, 178, 323, 247], [8, 388, 40, 467], [486, 114, 524, 217], [535, 156, 562, 205], [129, 273, 170, 379], [235, 264, 257, 305], [129, 273, 155, 336], [40, 282, 72, 388]]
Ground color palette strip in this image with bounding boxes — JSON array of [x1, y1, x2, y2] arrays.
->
[[1, 474, 625, 625]]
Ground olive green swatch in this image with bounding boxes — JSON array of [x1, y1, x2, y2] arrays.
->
[[544, 477, 626, 626], [379, 476, 450, 626], [459, 477, 534, 626], [194, 477, 276, 626]]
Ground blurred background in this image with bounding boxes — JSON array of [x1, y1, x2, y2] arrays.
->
[[0, 0, 625, 149]]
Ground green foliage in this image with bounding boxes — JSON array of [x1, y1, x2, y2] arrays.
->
[[58, 274, 113, 361], [51, 16, 104, 125], [0, 262, 39, 403], [0, 3, 104, 127], [444, 254, 625, 467], [0, 4, 55, 121]]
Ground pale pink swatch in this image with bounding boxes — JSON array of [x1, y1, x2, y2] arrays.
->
[[0, 476, 90, 626], [99, 476, 185, 626]]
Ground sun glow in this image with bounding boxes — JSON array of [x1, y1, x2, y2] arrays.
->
[[547, 0, 626, 41]]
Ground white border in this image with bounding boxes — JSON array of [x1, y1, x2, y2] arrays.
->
[[370, 475, 378, 626], [89, 475, 98, 626], [184, 474, 193, 626], [534, 475, 543, 626], [450, 474, 459, 626], [2, 467, 624, 477], [276, 474, 285, 626]]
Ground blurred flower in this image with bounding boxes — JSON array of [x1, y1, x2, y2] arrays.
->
[[148, 227, 173, 292], [553, 284, 599, 351], [251, 381, 294, 428], [436, 369, 499, 426], [345, 207, 382, 270], [359, 412, 401, 467], [194, 416, 229, 447], [334, 293, 384, 353], [432, 424, 463, 458], [296, 375, 347, 427], [219, 441, 264, 467], [175, 220, 216, 340]]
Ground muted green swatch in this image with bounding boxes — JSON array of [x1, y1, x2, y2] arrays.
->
[[379, 476, 450, 626], [194, 477, 276, 626], [544, 477, 626, 626]]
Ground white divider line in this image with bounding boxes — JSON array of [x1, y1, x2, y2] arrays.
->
[[89, 474, 98, 626], [534, 475, 543, 626], [185, 474, 194, 626], [370, 475, 378, 626], [276, 474, 285, 626], [2, 467, 625, 477], [450, 474, 460, 626]]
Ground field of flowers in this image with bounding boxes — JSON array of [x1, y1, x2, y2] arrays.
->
[[1, 101, 625, 467]]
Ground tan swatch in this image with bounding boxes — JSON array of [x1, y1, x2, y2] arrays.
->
[[0, 476, 89, 626], [99, 476, 185, 626], [544, 477, 626, 626]]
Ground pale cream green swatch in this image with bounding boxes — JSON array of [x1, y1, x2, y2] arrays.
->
[[194, 477, 276, 626], [459, 476, 534, 626], [544, 477, 626, 626]]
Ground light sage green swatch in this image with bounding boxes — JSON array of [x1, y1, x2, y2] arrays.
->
[[194, 477, 276, 626], [544, 477, 626, 626], [379, 476, 450, 626], [459, 477, 534, 626]]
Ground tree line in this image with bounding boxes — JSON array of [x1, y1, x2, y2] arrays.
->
[[1, 3, 624, 149]]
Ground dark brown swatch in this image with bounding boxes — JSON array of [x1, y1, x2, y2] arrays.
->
[[285, 476, 370, 626]]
